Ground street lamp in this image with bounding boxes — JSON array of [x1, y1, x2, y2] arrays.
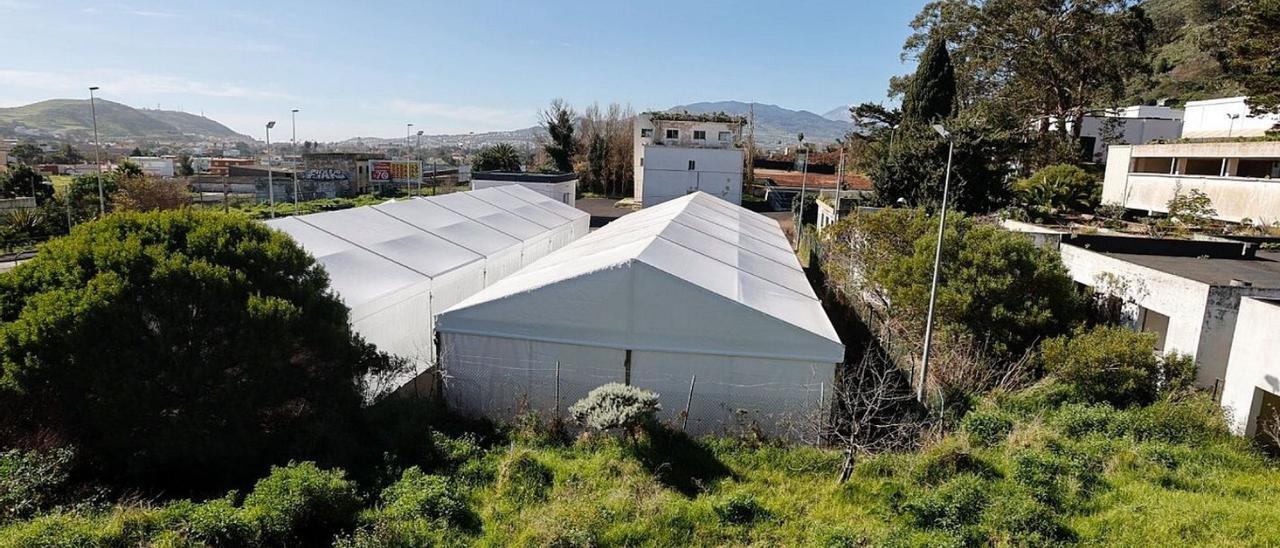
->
[[1227, 113, 1241, 138], [291, 109, 300, 213], [88, 86, 105, 216], [266, 120, 276, 218], [416, 129, 424, 194], [918, 123, 955, 403]]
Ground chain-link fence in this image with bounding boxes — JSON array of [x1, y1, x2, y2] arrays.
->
[[439, 344, 831, 442]]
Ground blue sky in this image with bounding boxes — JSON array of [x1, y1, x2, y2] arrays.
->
[[0, 0, 926, 141]]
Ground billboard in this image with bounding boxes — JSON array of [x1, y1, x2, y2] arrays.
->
[[369, 160, 422, 186]]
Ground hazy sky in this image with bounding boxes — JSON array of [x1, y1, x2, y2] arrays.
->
[[0, 0, 926, 141]]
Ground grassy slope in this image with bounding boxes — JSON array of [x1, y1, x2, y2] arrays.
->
[[0, 99, 247, 141], [1129, 0, 1244, 104]]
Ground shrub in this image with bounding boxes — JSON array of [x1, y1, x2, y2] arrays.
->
[[1010, 163, 1098, 220], [0, 446, 76, 522], [1041, 326, 1171, 407], [902, 474, 989, 533], [915, 438, 997, 485], [184, 495, 258, 547], [569, 383, 661, 437], [495, 449, 553, 504], [713, 492, 768, 525], [1046, 402, 1120, 438], [982, 491, 1073, 545], [1117, 394, 1229, 445], [241, 462, 362, 545], [1009, 450, 1069, 507], [0, 210, 398, 492], [377, 467, 466, 524], [961, 407, 1014, 447]]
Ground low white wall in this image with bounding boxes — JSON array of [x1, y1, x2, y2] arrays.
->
[[1222, 297, 1280, 435], [1115, 173, 1280, 224], [471, 179, 577, 207]]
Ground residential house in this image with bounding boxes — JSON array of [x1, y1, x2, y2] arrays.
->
[[633, 112, 745, 206]]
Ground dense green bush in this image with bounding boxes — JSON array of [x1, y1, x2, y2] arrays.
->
[[495, 449, 553, 504], [1040, 326, 1194, 407], [0, 211, 397, 492], [0, 447, 75, 523], [184, 496, 258, 546], [1009, 163, 1099, 220], [376, 467, 465, 524], [903, 474, 988, 535], [960, 407, 1014, 447], [713, 492, 768, 525], [242, 462, 362, 546]]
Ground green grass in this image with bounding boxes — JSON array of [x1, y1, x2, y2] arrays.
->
[[2, 390, 1278, 547]]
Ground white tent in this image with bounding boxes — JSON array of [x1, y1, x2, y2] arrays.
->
[[437, 192, 844, 438], [264, 185, 589, 395]]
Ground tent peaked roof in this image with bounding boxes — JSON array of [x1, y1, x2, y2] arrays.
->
[[440, 192, 844, 362]]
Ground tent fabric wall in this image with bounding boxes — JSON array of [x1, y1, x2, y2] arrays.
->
[[263, 185, 587, 395], [438, 192, 844, 439]]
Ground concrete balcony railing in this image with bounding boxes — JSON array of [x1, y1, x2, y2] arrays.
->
[[1116, 173, 1280, 224]]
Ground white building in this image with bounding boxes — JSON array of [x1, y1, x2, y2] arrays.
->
[[437, 192, 844, 439], [1221, 297, 1280, 440], [1055, 238, 1280, 392], [264, 185, 589, 396], [471, 172, 578, 207], [128, 156, 176, 177], [1182, 96, 1280, 139], [1074, 105, 1184, 162], [1102, 141, 1280, 223], [633, 112, 745, 207]]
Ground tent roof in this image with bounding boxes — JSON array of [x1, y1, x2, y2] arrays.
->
[[440, 192, 844, 362], [264, 186, 582, 316]]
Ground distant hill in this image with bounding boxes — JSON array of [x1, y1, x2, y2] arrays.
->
[[333, 126, 544, 150], [666, 101, 854, 147], [0, 99, 250, 142], [821, 105, 853, 123]]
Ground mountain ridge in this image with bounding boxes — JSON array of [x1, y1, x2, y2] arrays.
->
[[0, 99, 251, 142]]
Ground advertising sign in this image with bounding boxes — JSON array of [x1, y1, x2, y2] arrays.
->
[[368, 160, 422, 186]]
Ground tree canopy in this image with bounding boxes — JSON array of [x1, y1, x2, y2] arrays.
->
[[539, 99, 578, 173], [471, 143, 524, 173], [0, 210, 395, 492], [902, 36, 956, 125], [1219, 0, 1280, 114]]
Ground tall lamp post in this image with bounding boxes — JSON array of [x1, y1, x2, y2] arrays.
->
[[266, 120, 276, 218], [416, 129, 424, 194], [1226, 113, 1241, 138], [291, 109, 300, 213], [88, 86, 105, 216], [918, 123, 955, 403]]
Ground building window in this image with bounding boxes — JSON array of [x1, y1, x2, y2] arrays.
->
[[1236, 159, 1280, 179], [693, 130, 706, 140], [1131, 157, 1173, 174], [640, 128, 653, 138], [688, 160, 696, 170], [665, 129, 679, 139], [1184, 158, 1222, 176], [718, 131, 732, 141]]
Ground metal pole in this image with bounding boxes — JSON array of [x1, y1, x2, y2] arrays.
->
[[554, 360, 561, 421], [797, 151, 809, 230], [682, 374, 697, 430], [834, 145, 845, 223], [291, 109, 299, 213], [89, 86, 105, 216], [918, 137, 955, 402], [266, 122, 275, 218]]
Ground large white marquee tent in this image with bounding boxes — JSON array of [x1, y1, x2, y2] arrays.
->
[[264, 185, 589, 394], [437, 192, 845, 438]]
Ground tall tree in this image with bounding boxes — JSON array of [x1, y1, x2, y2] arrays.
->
[[1219, 0, 1280, 114], [539, 99, 578, 173], [902, 36, 956, 124]]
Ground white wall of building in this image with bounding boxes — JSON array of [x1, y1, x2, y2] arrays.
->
[[128, 156, 175, 177], [471, 178, 577, 207], [640, 146, 743, 206], [633, 114, 743, 204], [1077, 115, 1183, 162], [1222, 297, 1280, 436], [1182, 97, 1280, 139], [1101, 142, 1280, 223]]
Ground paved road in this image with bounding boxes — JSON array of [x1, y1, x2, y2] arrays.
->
[[575, 197, 632, 228]]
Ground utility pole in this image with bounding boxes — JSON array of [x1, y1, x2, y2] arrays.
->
[[266, 121, 276, 218], [834, 143, 846, 223], [918, 124, 955, 403], [291, 109, 300, 213], [88, 86, 105, 216]]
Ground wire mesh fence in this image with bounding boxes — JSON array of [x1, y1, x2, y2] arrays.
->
[[439, 345, 831, 442]]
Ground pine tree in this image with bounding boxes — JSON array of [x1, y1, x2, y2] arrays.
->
[[901, 37, 956, 125]]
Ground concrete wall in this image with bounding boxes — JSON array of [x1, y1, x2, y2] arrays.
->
[[633, 114, 742, 201], [471, 178, 577, 207], [1222, 297, 1280, 435], [1101, 142, 1280, 223], [129, 157, 175, 178], [1101, 145, 1133, 205], [1079, 116, 1183, 162], [640, 146, 743, 206]]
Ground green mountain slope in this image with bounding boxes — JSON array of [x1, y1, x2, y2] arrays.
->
[[1128, 0, 1244, 104], [0, 99, 249, 141]]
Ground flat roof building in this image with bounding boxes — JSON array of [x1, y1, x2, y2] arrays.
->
[[633, 112, 746, 207]]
